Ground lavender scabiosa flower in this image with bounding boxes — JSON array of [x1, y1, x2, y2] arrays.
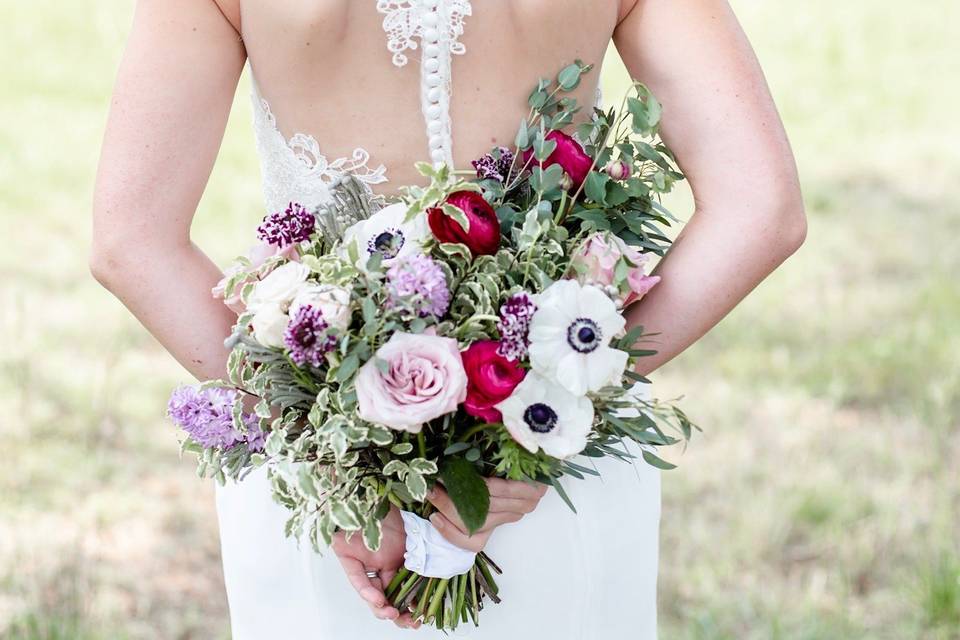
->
[[284, 304, 338, 367], [257, 202, 316, 248], [386, 254, 451, 319], [472, 147, 515, 183], [497, 291, 537, 361], [167, 385, 242, 449]]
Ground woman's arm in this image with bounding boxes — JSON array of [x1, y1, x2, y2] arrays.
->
[[90, 0, 246, 382], [613, 0, 807, 374]]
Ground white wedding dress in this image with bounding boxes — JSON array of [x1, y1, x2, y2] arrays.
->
[[215, 2, 661, 638]]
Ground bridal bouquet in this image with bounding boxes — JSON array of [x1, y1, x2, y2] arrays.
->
[[169, 61, 694, 630]]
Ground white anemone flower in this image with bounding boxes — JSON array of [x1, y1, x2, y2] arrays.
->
[[341, 202, 429, 272], [528, 279, 628, 396], [495, 373, 594, 459]]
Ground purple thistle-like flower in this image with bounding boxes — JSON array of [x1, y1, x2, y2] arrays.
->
[[497, 291, 537, 361], [472, 147, 515, 183], [257, 202, 316, 248], [284, 304, 338, 367], [167, 385, 242, 449], [386, 254, 451, 319]]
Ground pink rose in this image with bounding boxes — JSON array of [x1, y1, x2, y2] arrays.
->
[[212, 241, 299, 313], [248, 240, 299, 269], [523, 130, 593, 190], [356, 332, 468, 433], [572, 233, 660, 306], [461, 340, 527, 424], [427, 191, 501, 257]]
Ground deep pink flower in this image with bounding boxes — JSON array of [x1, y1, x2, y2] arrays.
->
[[524, 130, 593, 190], [461, 340, 527, 424], [427, 191, 501, 257]]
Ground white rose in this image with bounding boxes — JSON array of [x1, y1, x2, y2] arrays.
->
[[247, 262, 310, 312], [341, 203, 429, 272], [251, 303, 289, 348], [289, 283, 353, 330]]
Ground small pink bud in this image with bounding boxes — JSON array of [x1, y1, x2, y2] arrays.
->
[[558, 172, 575, 191], [605, 160, 631, 181]]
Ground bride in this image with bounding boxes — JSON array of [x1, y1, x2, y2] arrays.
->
[[90, 0, 805, 637]]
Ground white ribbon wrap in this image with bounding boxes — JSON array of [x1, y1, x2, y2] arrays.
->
[[399, 510, 477, 579]]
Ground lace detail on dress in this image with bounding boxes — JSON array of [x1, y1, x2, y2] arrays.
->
[[377, 0, 472, 168], [376, 0, 472, 67], [250, 82, 388, 214]]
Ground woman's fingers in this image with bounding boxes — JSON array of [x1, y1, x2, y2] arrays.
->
[[393, 611, 421, 629], [333, 550, 399, 621], [426, 486, 469, 531], [429, 512, 489, 552], [488, 495, 538, 514], [485, 477, 549, 501]]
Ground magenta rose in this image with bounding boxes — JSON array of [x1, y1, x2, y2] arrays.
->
[[572, 232, 660, 306], [461, 340, 527, 424], [523, 130, 593, 190], [355, 332, 468, 433], [427, 191, 501, 256]]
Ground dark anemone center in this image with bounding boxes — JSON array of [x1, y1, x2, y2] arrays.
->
[[369, 228, 405, 259], [567, 317, 602, 354], [523, 402, 558, 434]]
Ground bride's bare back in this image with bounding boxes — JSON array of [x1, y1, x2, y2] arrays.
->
[[235, 0, 618, 189]]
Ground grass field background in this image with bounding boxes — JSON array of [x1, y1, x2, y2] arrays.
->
[[1, 1, 958, 638]]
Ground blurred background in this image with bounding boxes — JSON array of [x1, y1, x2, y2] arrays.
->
[[1, 0, 958, 638]]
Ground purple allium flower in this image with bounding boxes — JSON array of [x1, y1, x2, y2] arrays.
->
[[243, 414, 267, 453], [167, 385, 242, 449], [497, 291, 537, 361], [386, 254, 451, 319], [472, 147, 515, 183], [284, 304, 338, 367], [257, 202, 316, 248]]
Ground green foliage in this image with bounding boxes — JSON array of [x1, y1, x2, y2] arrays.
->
[[438, 457, 490, 535]]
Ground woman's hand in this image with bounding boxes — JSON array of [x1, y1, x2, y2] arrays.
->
[[331, 506, 422, 629], [426, 478, 549, 552]]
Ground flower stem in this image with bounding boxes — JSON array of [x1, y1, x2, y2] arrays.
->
[[458, 423, 493, 442], [417, 431, 426, 459], [385, 566, 410, 600], [425, 577, 449, 623]]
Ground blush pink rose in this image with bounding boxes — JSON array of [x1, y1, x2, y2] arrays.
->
[[212, 241, 300, 313], [461, 340, 526, 424], [523, 130, 593, 190], [356, 332, 468, 433], [572, 233, 660, 306]]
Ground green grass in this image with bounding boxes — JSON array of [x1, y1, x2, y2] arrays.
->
[[1, 0, 958, 638]]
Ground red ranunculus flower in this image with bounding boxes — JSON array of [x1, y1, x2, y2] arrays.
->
[[461, 340, 526, 424], [523, 130, 593, 190], [427, 191, 501, 256]]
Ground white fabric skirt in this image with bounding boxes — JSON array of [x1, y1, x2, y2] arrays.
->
[[215, 439, 660, 639]]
